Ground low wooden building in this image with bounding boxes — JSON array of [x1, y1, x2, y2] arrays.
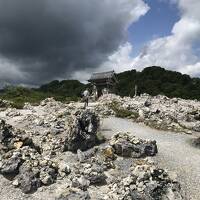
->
[[88, 70, 118, 96]]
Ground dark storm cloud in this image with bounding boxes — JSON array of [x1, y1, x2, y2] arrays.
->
[[0, 0, 148, 85]]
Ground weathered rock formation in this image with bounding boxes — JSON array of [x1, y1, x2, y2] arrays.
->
[[64, 110, 100, 152], [110, 132, 158, 158]]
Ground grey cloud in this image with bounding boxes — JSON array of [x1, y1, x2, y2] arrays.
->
[[0, 0, 148, 85]]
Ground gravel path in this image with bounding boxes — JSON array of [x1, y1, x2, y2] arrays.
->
[[101, 117, 200, 200]]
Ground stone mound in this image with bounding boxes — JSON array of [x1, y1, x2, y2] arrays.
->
[[96, 94, 200, 134], [110, 132, 158, 158], [0, 109, 100, 194]]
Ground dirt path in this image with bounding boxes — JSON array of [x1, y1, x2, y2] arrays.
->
[[101, 117, 200, 200]]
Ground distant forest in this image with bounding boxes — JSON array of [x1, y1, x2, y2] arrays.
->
[[1, 66, 200, 108], [117, 66, 200, 99]]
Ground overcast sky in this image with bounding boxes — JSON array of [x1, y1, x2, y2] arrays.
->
[[0, 0, 200, 86]]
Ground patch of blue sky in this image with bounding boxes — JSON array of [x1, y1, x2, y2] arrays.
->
[[128, 0, 180, 56]]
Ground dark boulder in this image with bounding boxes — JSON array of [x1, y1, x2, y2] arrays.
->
[[144, 100, 151, 107], [133, 141, 158, 157], [17, 164, 41, 194], [110, 133, 158, 158], [65, 110, 100, 152], [0, 154, 22, 176], [0, 120, 13, 146], [40, 165, 58, 186], [86, 166, 107, 185]]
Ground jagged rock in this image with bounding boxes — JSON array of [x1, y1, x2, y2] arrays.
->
[[74, 162, 107, 186], [87, 167, 106, 185], [0, 119, 13, 145], [106, 158, 182, 200], [0, 123, 59, 193], [58, 162, 71, 177], [17, 164, 41, 194], [76, 148, 99, 163], [40, 166, 58, 185], [72, 176, 90, 190], [0, 120, 41, 154], [0, 152, 22, 175], [110, 132, 158, 158], [64, 110, 100, 152]]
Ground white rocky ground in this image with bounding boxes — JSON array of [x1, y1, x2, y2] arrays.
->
[[102, 117, 200, 200], [0, 95, 199, 199]]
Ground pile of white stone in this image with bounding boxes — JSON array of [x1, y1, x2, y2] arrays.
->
[[105, 157, 182, 200], [97, 94, 200, 133], [54, 133, 182, 200], [0, 106, 100, 195]]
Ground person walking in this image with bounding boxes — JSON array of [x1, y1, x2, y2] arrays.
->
[[83, 88, 90, 108], [92, 84, 98, 101]]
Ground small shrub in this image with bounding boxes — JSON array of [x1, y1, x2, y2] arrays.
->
[[96, 132, 106, 144], [11, 101, 25, 109], [0, 85, 82, 109]]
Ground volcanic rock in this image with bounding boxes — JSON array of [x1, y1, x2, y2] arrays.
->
[[17, 163, 41, 194], [0, 152, 22, 175], [110, 132, 158, 158], [64, 110, 100, 152], [0, 119, 13, 145]]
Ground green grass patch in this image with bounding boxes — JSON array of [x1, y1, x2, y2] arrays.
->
[[109, 101, 139, 119], [0, 86, 80, 109]]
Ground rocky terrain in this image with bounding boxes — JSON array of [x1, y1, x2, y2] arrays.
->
[[0, 95, 198, 199], [95, 94, 200, 134]]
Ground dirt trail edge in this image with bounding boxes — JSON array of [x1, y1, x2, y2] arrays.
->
[[101, 117, 200, 200]]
